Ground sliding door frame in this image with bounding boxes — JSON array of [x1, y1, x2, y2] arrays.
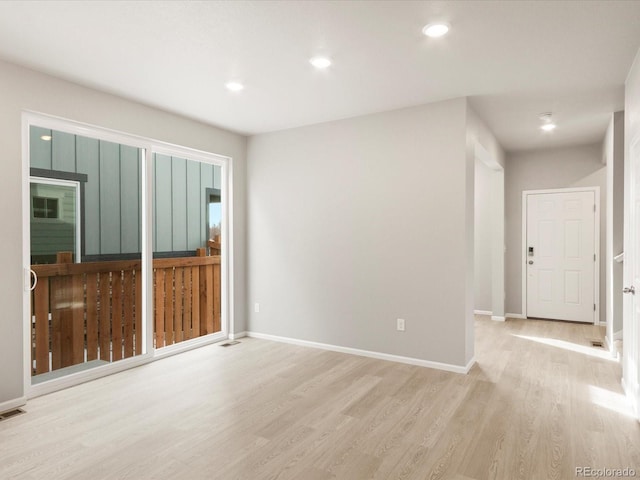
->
[[22, 111, 234, 398]]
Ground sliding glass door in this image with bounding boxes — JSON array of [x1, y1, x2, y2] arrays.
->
[[24, 116, 230, 394]]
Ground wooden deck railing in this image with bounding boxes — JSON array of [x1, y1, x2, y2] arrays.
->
[[30, 252, 221, 375]]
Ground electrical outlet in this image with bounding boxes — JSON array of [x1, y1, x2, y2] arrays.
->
[[397, 318, 405, 331], [254, 303, 260, 313]]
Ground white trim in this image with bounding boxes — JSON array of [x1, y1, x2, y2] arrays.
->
[[491, 315, 506, 322], [0, 397, 27, 415], [521, 187, 601, 324], [613, 329, 623, 341], [464, 356, 476, 373], [142, 147, 153, 356], [604, 335, 622, 361], [474, 310, 492, 316], [246, 331, 474, 374], [23, 111, 231, 165], [22, 115, 32, 397], [29, 354, 153, 399], [153, 333, 227, 360], [229, 331, 247, 340], [621, 377, 640, 421], [226, 155, 235, 339], [506, 313, 526, 319]]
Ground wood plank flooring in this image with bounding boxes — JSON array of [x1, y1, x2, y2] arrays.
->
[[1, 316, 639, 479]]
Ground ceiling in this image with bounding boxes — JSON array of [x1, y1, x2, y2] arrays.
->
[[0, 1, 639, 152]]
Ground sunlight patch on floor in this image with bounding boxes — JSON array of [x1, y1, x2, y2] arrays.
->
[[588, 385, 636, 418], [512, 334, 616, 361]]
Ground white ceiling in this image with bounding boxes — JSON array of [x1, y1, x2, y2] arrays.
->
[[0, 0, 639, 152]]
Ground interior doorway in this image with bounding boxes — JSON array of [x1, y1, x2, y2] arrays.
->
[[473, 143, 505, 321], [523, 187, 599, 323]]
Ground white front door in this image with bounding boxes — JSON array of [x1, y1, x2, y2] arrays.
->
[[526, 190, 596, 323]]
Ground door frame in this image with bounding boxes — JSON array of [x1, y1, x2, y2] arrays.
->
[[521, 186, 601, 324], [22, 111, 235, 398]]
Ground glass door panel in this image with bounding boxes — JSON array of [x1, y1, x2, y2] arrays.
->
[[152, 153, 223, 348], [29, 126, 145, 383]]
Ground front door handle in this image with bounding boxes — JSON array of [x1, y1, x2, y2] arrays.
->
[[623, 286, 635, 295]]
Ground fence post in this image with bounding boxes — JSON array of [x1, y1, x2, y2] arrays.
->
[[56, 251, 73, 264]]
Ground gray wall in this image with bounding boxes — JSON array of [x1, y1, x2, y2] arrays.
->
[[505, 144, 607, 320], [0, 59, 247, 410], [474, 158, 493, 312], [247, 98, 476, 368]]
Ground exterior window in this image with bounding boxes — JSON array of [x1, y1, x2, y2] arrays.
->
[[33, 196, 59, 219]]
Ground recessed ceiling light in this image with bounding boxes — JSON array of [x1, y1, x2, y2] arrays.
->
[[225, 82, 244, 92], [539, 112, 556, 132], [40, 135, 52, 141], [310, 57, 332, 69], [422, 23, 450, 38]]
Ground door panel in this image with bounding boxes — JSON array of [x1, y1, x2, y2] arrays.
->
[[526, 191, 595, 323], [29, 127, 144, 383]]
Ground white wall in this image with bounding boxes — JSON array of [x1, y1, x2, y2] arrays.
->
[[474, 158, 494, 312], [505, 144, 607, 320], [0, 60, 247, 409], [623, 47, 640, 417], [604, 111, 625, 348], [247, 98, 477, 368]]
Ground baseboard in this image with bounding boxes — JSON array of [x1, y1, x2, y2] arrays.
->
[[604, 336, 620, 360], [491, 316, 506, 322], [0, 396, 27, 415], [506, 313, 526, 319], [465, 356, 476, 373], [229, 331, 247, 340], [246, 331, 473, 374], [621, 377, 640, 421], [613, 329, 623, 341], [474, 310, 492, 316]]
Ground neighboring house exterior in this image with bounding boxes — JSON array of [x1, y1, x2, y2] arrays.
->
[[29, 126, 221, 263]]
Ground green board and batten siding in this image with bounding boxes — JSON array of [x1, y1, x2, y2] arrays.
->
[[30, 126, 219, 258], [153, 154, 221, 252]]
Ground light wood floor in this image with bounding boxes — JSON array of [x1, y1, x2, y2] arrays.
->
[[1, 316, 639, 479]]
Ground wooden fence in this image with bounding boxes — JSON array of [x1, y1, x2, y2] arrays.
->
[[30, 252, 221, 375]]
